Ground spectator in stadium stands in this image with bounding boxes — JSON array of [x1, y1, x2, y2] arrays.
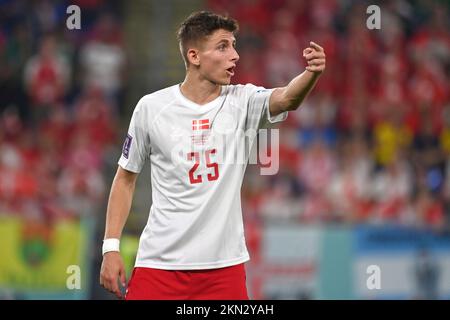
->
[[373, 106, 412, 168], [413, 188, 445, 230], [412, 115, 446, 195], [0, 23, 31, 121], [328, 138, 373, 223], [72, 86, 117, 151], [79, 12, 126, 114], [371, 151, 413, 224], [24, 34, 70, 121], [264, 9, 303, 87]]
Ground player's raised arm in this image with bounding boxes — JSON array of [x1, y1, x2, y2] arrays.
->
[[100, 166, 138, 299], [269, 41, 326, 117]]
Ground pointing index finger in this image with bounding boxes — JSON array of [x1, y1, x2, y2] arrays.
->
[[309, 41, 323, 52]]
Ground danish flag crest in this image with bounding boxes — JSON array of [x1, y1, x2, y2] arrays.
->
[[192, 119, 210, 131]]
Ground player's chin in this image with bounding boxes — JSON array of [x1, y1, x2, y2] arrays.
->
[[221, 74, 233, 85], [212, 73, 233, 85], [215, 78, 231, 86]]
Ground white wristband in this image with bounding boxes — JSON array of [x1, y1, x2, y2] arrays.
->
[[102, 238, 120, 255]]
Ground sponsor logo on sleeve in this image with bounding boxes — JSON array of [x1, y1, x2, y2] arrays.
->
[[122, 134, 132, 159]]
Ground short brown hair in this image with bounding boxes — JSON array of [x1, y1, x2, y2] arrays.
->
[[176, 11, 239, 67]]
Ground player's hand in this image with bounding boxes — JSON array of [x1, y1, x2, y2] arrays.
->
[[100, 251, 127, 299], [303, 41, 326, 74]]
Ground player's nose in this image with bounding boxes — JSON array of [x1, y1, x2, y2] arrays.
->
[[231, 47, 239, 62]]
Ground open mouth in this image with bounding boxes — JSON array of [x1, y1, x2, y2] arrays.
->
[[226, 67, 235, 76]]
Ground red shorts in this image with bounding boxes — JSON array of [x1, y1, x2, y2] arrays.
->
[[125, 263, 249, 300]]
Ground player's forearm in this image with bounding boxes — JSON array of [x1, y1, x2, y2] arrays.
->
[[280, 70, 321, 111], [270, 42, 325, 115], [103, 172, 136, 240]]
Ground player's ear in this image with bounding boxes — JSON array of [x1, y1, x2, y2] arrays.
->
[[187, 48, 200, 67]]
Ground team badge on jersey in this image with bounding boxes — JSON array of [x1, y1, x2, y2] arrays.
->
[[191, 119, 210, 145], [192, 119, 210, 130], [122, 134, 133, 159]]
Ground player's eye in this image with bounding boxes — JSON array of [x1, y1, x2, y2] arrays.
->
[[218, 44, 227, 51]]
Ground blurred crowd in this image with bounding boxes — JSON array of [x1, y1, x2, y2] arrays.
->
[[207, 0, 450, 230], [0, 0, 124, 222], [1, 0, 449, 232]]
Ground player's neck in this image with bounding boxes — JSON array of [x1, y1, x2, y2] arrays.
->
[[180, 73, 221, 106]]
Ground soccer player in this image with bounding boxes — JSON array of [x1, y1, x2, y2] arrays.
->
[[100, 11, 325, 300]]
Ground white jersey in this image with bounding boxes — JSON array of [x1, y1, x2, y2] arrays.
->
[[118, 83, 288, 270]]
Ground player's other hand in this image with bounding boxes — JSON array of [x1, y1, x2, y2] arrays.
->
[[303, 41, 326, 74], [100, 251, 127, 299]]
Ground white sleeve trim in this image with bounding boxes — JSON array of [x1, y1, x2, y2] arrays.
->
[[266, 103, 288, 124], [118, 158, 142, 173]]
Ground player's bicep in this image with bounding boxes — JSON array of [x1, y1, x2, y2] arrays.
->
[[115, 166, 139, 187]]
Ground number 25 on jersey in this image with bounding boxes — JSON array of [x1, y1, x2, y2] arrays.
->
[[187, 149, 219, 184]]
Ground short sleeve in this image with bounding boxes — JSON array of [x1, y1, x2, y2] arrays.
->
[[244, 84, 288, 131], [118, 98, 151, 173]]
